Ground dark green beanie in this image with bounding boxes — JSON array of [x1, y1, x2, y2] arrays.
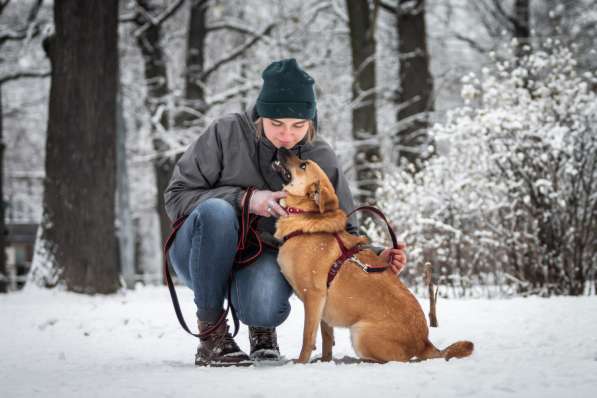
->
[[256, 58, 317, 120]]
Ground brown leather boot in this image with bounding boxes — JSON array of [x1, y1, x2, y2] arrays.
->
[[195, 319, 252, 367], [249, 326, 281, 361]]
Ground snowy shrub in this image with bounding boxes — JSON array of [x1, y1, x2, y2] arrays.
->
[[371, 41, 597, 297]]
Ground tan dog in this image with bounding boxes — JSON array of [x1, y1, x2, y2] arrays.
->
[[273, 148, 474, 364]]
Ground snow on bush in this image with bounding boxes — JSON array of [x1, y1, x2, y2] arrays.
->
[[370, 41, 597, 297]]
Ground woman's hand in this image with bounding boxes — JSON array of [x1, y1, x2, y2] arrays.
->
[[380, 242, 407, 275], [243, 189, 288, 218]]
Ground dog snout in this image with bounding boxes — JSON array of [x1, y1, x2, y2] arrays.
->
[[277, 147, 293, 165], [272, 160, 292, 184]]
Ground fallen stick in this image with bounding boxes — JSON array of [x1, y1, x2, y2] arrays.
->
[[424, 262, 438, 327]]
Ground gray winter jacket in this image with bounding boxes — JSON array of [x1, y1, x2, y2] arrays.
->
[[164, 104, 371, 249]]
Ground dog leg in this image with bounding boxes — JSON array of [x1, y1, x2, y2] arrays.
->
[[297, 293, 326, 364], [320, 320, 334, 362]]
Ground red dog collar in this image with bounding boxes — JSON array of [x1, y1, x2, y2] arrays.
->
[[285, 206, 319, 215]]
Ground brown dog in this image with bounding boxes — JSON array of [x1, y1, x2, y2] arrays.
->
[[272, 148, 474, 364]]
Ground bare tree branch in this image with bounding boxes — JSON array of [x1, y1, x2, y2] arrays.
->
[[0, 0, 42, 46], [0, 70, 50, 85], [470, 1, 506, 40], [200, 23, 276, 81], [379, 0, 397, 14], [25, 0, 42, 24], [283, 1, 332, 41], [490, 0, 518, 29], [207, 21, 273, 47], [132, 0, 185, 38], [0, 0, 11, 16], [452, 31, 492, 54], [119, 12, 138, 23], [368, 0, 380, 42]]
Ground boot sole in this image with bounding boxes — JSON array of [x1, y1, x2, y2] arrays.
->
[[195, 359, 253, 367], [250, 348, 281, 361]]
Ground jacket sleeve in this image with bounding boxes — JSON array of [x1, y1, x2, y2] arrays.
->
[[163, 121, 244, 222]]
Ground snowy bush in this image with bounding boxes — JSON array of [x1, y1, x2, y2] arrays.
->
[[371, 41, 597, 296]]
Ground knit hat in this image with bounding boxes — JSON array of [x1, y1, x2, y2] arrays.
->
[[256, 58, 317, 120]]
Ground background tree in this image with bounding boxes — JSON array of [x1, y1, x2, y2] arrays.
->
[[30, 0, 120, 293], [346, 0, 381, 205], [381, 0, 434, 169], [0, 0, 47, 292], [129, 0, 183, 250]]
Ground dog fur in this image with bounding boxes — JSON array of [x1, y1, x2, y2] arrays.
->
[[273, 150, 474, 364]]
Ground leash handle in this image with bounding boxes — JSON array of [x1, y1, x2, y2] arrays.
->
[[347, 205, 400, 250]]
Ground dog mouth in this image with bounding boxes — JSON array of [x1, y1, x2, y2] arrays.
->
[[272, 160, 292, 184], [272, 148, 293, 184]]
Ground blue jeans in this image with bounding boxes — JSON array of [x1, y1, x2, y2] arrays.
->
[[168, 198, 293, 327]]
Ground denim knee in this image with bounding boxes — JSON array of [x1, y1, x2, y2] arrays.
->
[[238, 298, 291, 328], [233, 275, 293, 327], [190, 198, 238, 238]]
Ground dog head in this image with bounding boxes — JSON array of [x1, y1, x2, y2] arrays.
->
[[272, 148, 339, 213]]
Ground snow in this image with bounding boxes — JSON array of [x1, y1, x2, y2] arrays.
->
[[2, 286, 597, 398]]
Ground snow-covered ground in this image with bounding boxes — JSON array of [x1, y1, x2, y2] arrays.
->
[[1, 285, 596, 398]]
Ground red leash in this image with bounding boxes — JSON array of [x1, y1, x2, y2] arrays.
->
[[163, 187, 262, 339], [163, 216, 236, 339]]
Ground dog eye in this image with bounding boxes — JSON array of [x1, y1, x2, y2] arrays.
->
[[299, 162, 308, 170]]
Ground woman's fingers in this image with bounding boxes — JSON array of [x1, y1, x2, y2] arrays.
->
[[268, 199, 288, 217], [387, 246, 407, 275], [251, 190, 289, 217], [272, 190, 287, 200]]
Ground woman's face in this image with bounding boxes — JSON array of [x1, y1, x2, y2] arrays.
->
[[262, 117, 309, 149]]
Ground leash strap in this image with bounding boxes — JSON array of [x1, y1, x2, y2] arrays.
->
[[163, 218, 238, 339], [234, 187, 264, 267], [347, 205, 399, 250], [348, 205, 401, 266]]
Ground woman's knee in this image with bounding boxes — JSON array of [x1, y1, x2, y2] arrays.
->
[[234, 278, 293, 327], [190, 198, 238, 234], [240, 299, 291, 328]]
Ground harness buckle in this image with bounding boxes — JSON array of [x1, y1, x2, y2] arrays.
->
[[350, 255, 370, 272]]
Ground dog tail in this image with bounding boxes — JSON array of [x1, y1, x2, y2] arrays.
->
[[418, 339, 474, 361]]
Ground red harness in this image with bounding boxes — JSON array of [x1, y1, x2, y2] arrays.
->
[[282, 205, 398, 287]]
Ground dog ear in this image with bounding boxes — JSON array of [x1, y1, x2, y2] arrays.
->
[[308, 181, 321, 206], [310, 180, 338, 213]]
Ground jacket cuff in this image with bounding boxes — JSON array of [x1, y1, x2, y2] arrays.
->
[[233, 188, 246, 216]]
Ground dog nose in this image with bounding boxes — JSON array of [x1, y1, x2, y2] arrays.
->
[[277, 147, 292, 164], [271, 160, 292, 184]]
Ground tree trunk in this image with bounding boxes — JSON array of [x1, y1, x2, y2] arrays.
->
[[134, 0, 175, 252], [346, 0, 381, 205], [116, 85, 136, 288], [31, 0, 120, 293], [236, 6, 249, 112], [396, 0, 433, 169], [0, 84, 6, 293], [179, 0, 209, 126], [513, 0, 530, 59]]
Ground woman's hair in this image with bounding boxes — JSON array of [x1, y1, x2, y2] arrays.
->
[[254, 117, 316, 143]]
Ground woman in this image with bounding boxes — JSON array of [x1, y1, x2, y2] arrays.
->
[[164, 58, 407, 366]]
